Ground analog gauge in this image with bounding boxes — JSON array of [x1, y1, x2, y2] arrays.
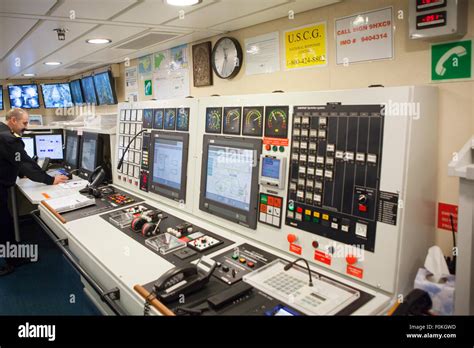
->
[[176, 107, 190, 131], [143, 109, 153, 129], [206, 107, 222, 133], [153, 109, 164, 129], [164, 108, 176, 130], [223, 107, 241, 135], [265, 106, 289, 138], [242, 107, 263, 136]]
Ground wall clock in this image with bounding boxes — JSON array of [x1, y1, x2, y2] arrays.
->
[[211, 37, 243, 79]]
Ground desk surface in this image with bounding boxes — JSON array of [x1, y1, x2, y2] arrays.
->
[[16, 176, 89, 205]]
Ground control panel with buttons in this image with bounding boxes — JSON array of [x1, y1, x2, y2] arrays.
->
[[286, 104, 386, 252], [212, 243, 277, 285]]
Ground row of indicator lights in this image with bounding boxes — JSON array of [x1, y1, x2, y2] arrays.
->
[[286, 233, 359, 265], [264, 144, 285, 152], [288, 205, 355, 233], [231, 253, 255, 268]]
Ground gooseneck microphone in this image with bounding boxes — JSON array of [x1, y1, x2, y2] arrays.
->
[[284, 258, 313, 287], [117, 129, 147, 171]]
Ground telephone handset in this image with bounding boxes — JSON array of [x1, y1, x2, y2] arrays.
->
[[435, 46, 467, 76], [79, 166, 106, 198], [153, 257, 217, 304]]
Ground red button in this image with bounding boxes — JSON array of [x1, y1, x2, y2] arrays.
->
[[265, 144, 272, 151], [287, 234, 297, 243], [274, 198, 282, 208], [346, 255, 358, 265], [312, 241, 319, 249], [358, 204, 367, 212], [247, 261, 255, 268], [296, 207, 303, 213]]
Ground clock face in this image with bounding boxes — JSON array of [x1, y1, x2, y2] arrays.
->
[[212, 37, 243, 79]]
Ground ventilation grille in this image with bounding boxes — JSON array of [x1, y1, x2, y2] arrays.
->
[[114, 33, 179, 50], [65, 62, 100, 70]]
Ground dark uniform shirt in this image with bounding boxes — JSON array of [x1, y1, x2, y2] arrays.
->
[[0, 123, 54, 187]]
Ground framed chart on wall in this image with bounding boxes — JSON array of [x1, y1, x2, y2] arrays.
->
[[192, 41, 213, 87]]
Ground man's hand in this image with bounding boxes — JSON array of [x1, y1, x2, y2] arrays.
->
[[53, 175, 69, 185]]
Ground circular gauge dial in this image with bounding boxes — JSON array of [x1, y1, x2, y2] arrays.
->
[[242, 107, 263, 136], [177, 108, 189, 131], [206, 107, 222, 133], [223, 107, 241, 134], [265, 107, 289, 138], [164, 109, 176, 130]]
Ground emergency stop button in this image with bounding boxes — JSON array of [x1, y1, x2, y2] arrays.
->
[[346, 255, 358, 265], [287, 234, 297, 244]]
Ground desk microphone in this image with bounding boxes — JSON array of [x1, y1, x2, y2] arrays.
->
[[284, 258, 313, 287], [117, 129, 147, 171]]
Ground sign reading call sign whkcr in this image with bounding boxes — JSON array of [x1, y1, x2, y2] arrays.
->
[[335, 7, 394, 65]]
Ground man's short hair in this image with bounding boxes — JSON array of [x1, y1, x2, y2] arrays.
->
[[6, 108, 28, 121]]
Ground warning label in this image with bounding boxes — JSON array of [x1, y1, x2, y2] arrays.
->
[[377, 191, 398, 225]]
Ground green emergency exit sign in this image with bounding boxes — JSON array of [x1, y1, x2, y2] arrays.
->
[[431, 40, 472, 82]]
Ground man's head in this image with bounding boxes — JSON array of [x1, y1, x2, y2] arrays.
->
[[6, 108, 29, 135]]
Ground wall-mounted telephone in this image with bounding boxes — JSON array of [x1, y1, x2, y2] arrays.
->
[[153, 257, 217, 304], [79, 166, 107, 198], [435, 46, 467, 76]]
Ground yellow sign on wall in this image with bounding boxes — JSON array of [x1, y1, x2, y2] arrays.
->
[[284, 22, 327, 70]]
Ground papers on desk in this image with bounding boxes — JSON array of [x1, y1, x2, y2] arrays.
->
[[44, 193, 95, 213], [58, 180, 88, 189]]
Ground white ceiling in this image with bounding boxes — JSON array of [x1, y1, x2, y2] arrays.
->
[[0, 0, 340, 80]]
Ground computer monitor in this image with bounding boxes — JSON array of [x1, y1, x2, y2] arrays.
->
[[78, 132, 111, 181], [64, 130, 81, 170], [69, 79, 84, 105], [80, 76, 98, 105], [35, 134, 64, 160], [8, 84, 40, 109], [199, 135, 262, 229], [149, 131, 189, 202], [93, 71, 117, 105], [22, 137, 35, 158], [0, 85, 3, 110], [41, 83, 73, 108]]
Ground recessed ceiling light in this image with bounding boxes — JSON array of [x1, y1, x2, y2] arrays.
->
[[22, 73, 36, 77], [165, 0, 202, 6], [86, 38, 112, 44], [44, 61, 62, 66]]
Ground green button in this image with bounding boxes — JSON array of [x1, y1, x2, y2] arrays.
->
[[304, 215, 311, 222], [272, 145, 278, 152], [279, 146, 285, 152], [261, 194, 268, 204], [288, 204, 295, 211], [232, 255, 239, 260], [313, 218, 320, 224]]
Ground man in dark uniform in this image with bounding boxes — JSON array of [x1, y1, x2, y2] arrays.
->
[[0, 108, 68, 276]]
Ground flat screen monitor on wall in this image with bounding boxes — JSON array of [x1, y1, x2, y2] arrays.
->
[[93, 71, 117, 105], [69, 79, 85, 106], [8, 84, 40, 109], [41, 83, 73, 108], [80, 76, 98, 105], [0, 85, 3, 110]]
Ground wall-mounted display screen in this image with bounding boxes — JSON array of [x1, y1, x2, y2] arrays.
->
[[69, 79, 84, 105], [41, 83, 73, 108], [80, 76, 98, 105], [93, 71, 117, 105], [8, 84, 40, 109], [0, 85, 3, 110]]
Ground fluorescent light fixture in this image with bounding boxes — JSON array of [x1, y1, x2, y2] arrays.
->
[[22, 73, 36, 77], [86, 38, 112, 44], [44, 61, 62, 66], [165, 0, 202, 6]]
